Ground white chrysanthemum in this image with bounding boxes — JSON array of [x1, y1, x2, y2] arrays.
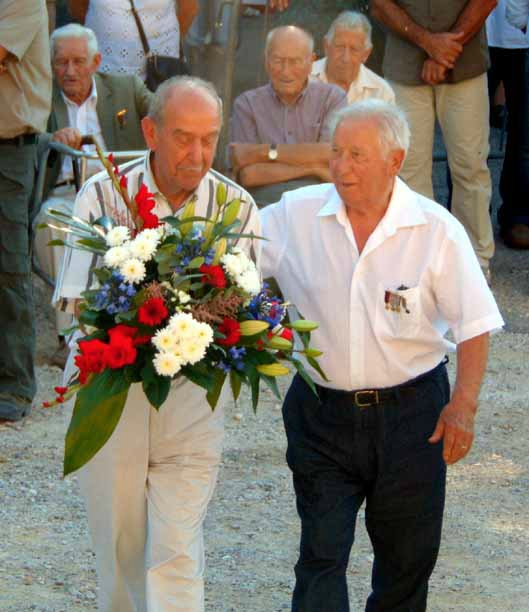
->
[[130, 233, 158, 262], [138, 227, 163, 243], [105, 226, 130, 247], [221, 252, 246, 277], [119, 258, 146, 284], [168, 312, 198, 339], [152, 327, 179, 352], [180, 338, 207, 365], [153, 352, 182, 377], [104, 245, 130, 268], [236, 269, 261, 295], [195, 322, 214, 347], [177, 290, 191, 305]]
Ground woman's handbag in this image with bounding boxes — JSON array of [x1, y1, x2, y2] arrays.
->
[[129, 0, 190, 92]]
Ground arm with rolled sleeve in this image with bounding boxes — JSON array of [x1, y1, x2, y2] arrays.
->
[[428, 222, 503, 465]]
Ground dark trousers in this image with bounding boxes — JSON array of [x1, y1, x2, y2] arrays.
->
[[282, 363, 450, 612], [0, 143, 37, 401], [488, 46, 529, 229]]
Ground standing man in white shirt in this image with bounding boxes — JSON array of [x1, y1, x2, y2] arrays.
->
[[260, 100, 503, 612], [311, 11, 395, 104]]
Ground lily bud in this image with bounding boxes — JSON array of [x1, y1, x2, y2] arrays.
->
[[267, 335, 293, 351], [216, 182, 227, 207], [222, 199, 241, 227], [179, 199, 196, 236], [289, 319, 319, 332], [212, 238, 227, 265], [256, 363, 290, 377], [239, 320, 270, 336]]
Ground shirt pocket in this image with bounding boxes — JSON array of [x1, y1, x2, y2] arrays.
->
[[375, 283, 422, 339]]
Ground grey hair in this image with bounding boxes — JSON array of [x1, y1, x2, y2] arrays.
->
[[147, 76, 223, 126], [264, 25, 314, 58], [50, 24, 99, 60], [325, 11, 373, 50], [330, 99, 410, 156]]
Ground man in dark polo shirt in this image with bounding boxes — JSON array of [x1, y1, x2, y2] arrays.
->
[[0, 0, 52, 421], [372, 0, 498, 280], [229, 25, 347, 208]]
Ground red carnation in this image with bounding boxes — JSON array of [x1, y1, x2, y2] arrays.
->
[[106, 335, 137, 369], [78, 339, 108, 374], [54, 386, 68, 395], [138, 297, 169, 326], [119, 174, 128, 189], [140, 211, 160, 229], [199, 264, 226, 289], [217, 318, 241, 346], [108, 324, 153, 346]]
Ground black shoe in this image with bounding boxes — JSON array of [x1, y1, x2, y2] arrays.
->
[[501, 223, 529, 249], [0, 394, 32, 422]]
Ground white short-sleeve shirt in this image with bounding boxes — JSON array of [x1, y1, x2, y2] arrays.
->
[[260, 178, 504, 390], [311, 59, 396, 105]]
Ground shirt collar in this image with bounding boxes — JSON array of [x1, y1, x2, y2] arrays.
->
[[268, 79, 310, 106], [311, 57, 328, 83], [316, 178, 428, 232], [61, 77, 98, 108], [142, 153, 211, 211]]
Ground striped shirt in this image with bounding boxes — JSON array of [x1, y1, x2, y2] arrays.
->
[[53, 154, 261, 313]]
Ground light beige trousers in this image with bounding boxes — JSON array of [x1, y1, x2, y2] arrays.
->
[[390, 73, 494, 267], [74, 377, 225, 612], [33, 186, 76, 333]]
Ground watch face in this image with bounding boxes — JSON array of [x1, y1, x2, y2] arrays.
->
[[268, 146, 278, 160]]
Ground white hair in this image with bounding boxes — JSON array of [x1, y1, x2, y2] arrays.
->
[[148, 76, 223, 127], [325, 11, 373, 50], [50, 24, 99, 60], [330, 99, 410, 157], [264, 25, 314, 59]]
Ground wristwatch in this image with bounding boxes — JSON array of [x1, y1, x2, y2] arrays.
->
[[268, 144, 278, 161]]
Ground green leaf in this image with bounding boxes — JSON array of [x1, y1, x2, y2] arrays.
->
[[115, 309, 138, 323], [93, 215, 116, 231], [47, 239, 66, 247], [229, 370, 243, 402], [306, 355, 329, 382], [142, 375, 171, 410], [259, 373, 282, 400], [188, 256, 205, 269], [181, 364, 216, 394], [290, 358, 318, 397], [64, 370, 130, 476], [246, 367, 260, 413], [75, 237, 108, 253], [206, 369, 227, 410], [78, 308, 113, 329]]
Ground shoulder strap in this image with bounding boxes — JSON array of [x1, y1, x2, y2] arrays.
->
[[128, 0, 151, 56]]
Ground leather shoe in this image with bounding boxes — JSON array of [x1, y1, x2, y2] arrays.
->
[[0, 393, 32, 422], [501, 224, 529, 249]]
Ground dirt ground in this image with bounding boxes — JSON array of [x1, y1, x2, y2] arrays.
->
[[0, 273, 528, 612]]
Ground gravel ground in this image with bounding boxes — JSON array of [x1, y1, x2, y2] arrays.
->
[[1, 271, 528, 612]]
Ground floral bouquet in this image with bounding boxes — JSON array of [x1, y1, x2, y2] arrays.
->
[[42, 149, 326, 476]]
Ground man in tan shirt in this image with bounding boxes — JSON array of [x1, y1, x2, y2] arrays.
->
[[0, 0, 52, 421]]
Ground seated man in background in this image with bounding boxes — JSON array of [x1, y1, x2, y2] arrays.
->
[[34, 23, 153, 366], [311, 10, 395, 104], [229, 25, 347, 207]]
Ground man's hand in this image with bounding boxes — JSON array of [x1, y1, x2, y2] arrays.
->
[[423, 31, 464, 68], [429, 392, 476, 464], [269, 0, 289, 11], [52, 127, 83, 150], [421, 59, 448, 85]]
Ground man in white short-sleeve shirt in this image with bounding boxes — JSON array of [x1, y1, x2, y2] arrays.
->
[[260, 100, 503, 612], [311, 11, 395, 105]]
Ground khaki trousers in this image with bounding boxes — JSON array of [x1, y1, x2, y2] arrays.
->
[[33, 185, 76, 334], [390, 73, 494, 267], [71, 373, 225, 612]]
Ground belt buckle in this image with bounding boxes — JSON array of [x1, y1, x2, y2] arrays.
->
[[354, 390, 379, 408]]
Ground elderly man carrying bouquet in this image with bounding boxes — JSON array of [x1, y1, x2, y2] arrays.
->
[[53, 76, 261, 612]]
